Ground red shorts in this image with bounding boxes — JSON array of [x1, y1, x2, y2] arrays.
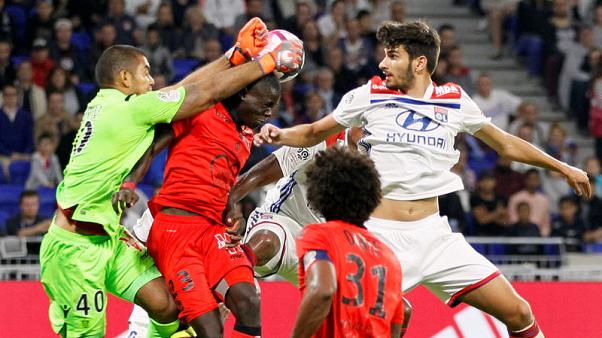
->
[[147, 212, 254, 323]]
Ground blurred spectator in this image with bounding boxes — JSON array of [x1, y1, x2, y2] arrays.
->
[[49, 18, 88, 82], [102, 0, 139, 45], [583, 156, 602, 196], [472, 72, 522, 130], [170, 0, 198, 28], [594, 3, 602, 47], [199, 38, 223, 66], [545, 122, 576, 165], [357, 10, 377, 47], [508, 101, 549, 148], [452, 145, 477, 192], [505, 202, 542, 255], [511, 124, 541, 173], [25, 132, 62, 190], [281, 1, 314, 37], [590, 56, 602, 158], [301, 20, 326, 71], [46, 67, 85, 116], [15, 61, 47, 121], [338, 18, 373, 71], [325, 47, 357, 96], [314, 67, 341, 113], [141, 24, 174, 81], [542, 0, 580, 103], [488, 1, 518, 59], [90, 23, 118, 72], [443, 45, 475, 94], [357, 41, 384, 84], [56, 111, 83, 169], [296, 91, 326, 124], [152, 73, 168, 90], [369, 0, 393, 29], [125, 0, 161, 30], [30, 38, 55, 89], [470, 170, 509, 236], [558, 25, 594, 112], [344, 0, 370, 19], [0, 84, 34, 177], [541, 170, 571, 214], [493, 156, 525, 201], [508, 169, 551, 236], [35, 91, 71, 140], [26, 0, 56, 47], [0, 40, 15, 89], [4, 190, 51, 237], [318, 0, 347, 45], [551, 196, 587, 251], [390, 0, 405, 23], [515, 0, 550, 76], [153, 2, 181, 52], [178, 5, 219, 60], [202, 0, 246, 35], [438, 24, 456, 56], [273, 79, 296, 127], [432, 57, 448, 84], [0, 1, 14, 48], [585, 188, 602, 243], [234, 0, 267, 35]]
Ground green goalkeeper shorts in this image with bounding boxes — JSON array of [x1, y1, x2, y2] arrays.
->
[[40, 221, 161, 337]]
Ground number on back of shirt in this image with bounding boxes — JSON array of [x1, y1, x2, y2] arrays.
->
[[341, 253, 387, 318], [76, 290, 104, 316]]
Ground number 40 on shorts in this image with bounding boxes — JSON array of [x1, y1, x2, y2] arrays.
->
[[76, 290, 105, 316]]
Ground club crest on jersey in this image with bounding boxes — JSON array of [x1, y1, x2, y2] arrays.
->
[[396, 110, 440, 132], [434, 106, 449, 123], [156, 89, 181, 102]]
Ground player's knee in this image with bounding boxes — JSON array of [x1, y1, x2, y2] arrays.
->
[[248, 230, 281, 267], [145, 289, 178, 323], [226, 283, 261, 325]]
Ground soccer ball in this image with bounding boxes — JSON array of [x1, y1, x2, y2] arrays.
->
[[258, 29, 305, 82]]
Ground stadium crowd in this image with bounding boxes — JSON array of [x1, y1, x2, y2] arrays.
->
[[0, 0, 602, 252]]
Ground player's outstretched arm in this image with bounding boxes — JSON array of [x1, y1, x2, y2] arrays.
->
[[255, 115, 346, 148], [291, 259, 337, 338], [475, 123, 592, 198]]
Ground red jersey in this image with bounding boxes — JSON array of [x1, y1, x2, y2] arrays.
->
[[296, 220, 403, 338], [150, 102, 253, 224]]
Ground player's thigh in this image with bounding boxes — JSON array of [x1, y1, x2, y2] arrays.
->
[[40, 224, 112, 337], [419, 219, 500, 307], [245, 212, 301, 284], [221, 267, 260, 325]]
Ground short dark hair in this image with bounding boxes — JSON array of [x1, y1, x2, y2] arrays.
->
[[95, 45, 146, 87], [356, 9, 371, 20], [525, 168, 540, 178], [559, 195, 578, 207], [247, 73, 280, 95], [37, 132, 54, 144], [19, 190, 39, 203], [438, 23, 455, 33], [377, 20, 440, 74], [305, 148, 382, 226]]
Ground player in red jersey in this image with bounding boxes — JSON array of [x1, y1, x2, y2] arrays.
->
[[292, 147, 404, 338], [143, 73, 281, 338]]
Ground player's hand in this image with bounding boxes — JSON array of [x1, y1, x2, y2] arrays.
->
[[226, 17, 268, 65], [223, 200, 246, 247], [562, 164, 592, 198], [112, 187, 139, 214], [253, 123, 282, 146], [257, 40, 304, 75]]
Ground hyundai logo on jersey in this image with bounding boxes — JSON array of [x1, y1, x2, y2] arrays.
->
[[396, 110, 440, 132]]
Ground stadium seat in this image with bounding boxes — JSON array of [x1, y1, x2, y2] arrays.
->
[[8, 160, 30, 185], [37, 187, 56, 218], [0, 184, 23, 216], [172, 59, 201, 83], [77, 82, 98, 98], [71, 32, 92, 52], [585, 243, 602, 253]]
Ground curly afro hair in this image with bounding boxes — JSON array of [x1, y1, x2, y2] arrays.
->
[[305, 147, 382, 227]]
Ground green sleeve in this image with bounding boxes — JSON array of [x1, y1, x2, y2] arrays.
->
[[130, 87, 186, 125]]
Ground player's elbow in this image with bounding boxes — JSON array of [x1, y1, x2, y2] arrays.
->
[[308, 284, 336, 303]]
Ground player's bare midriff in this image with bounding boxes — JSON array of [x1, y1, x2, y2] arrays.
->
[[372, 196, 439, 222]]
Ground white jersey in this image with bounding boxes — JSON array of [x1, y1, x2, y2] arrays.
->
[[332, 76, 490, 200], [257, 132, 347, 225]]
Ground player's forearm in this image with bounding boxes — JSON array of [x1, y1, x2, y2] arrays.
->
[[291, 289, 333, 338], [500, 135, 569, 174], [230, 154, 283, 204], [279, 124, 330, 147], [176, 56, 231, 88], [175, 61, 266, 120]]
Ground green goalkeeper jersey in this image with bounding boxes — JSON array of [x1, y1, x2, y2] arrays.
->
[[56, 87, 186, 235]]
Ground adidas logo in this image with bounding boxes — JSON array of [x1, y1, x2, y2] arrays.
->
[[432, 307, 509, 338]]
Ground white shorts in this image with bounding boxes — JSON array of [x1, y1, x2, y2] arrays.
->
[[126, 304, 149, 337], [365, 213, 500, 307], [244, 210, 303, 285]]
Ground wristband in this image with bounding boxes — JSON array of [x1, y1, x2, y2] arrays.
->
[[121, 181, 137, 191]]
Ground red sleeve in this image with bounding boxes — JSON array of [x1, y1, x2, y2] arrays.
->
[[392, 299, 404, 325], [171, 117, 191, 138], [296, 224, 332, 261]]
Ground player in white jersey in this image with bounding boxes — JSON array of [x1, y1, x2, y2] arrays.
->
[[255, 21, 592, 338]]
